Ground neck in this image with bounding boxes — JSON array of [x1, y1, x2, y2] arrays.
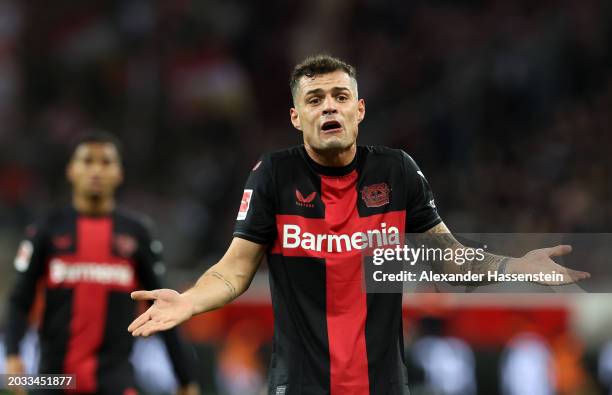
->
[[304, 143, 357, 167], [72, 194, 115, 216]]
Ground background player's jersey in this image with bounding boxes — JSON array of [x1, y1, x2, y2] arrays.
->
[[5, 206, 195, 394], [234, 145, 441, 395]]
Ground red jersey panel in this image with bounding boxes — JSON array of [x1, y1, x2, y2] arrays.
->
[[234, 145, 441, 395]]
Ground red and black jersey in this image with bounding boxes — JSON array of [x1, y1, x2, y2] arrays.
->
[[5, 206, 195, 395], [234, 145, 442, 395]]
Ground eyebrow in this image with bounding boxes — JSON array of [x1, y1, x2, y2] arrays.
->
[[303, 86, 352, 97]]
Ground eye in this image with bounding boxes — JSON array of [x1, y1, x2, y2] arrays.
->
[[307, 97, 321, 105], [337, 95, 348, 102]]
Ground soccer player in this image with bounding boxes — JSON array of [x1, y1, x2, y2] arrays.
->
[[128, 55, 589, 395], [4, 132, 199, 395]]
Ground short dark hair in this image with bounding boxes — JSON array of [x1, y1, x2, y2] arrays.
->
[[290, 54, 357, 99], [70, 130, 123, 160]]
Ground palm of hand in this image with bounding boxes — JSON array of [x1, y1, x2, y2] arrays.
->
[[129, 288, 193, 337], [511, 246, 590, 285]]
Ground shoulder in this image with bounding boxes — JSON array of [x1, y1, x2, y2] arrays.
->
[[27, 205, 74, 236], [247, 146, 304, 179], [114, 206, 155, 236], [361, 145, 414, 167], [361, 145, 407, 159], [261, 145, 303, 166]]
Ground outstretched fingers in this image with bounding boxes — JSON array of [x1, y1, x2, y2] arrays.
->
[[128, 309, 152, 333], [543, 245, 591, 283], [131, 289, 159, 301], [132, 318, 175, 337], [563, 267, 591, 282], [545, 244, 572, 257]]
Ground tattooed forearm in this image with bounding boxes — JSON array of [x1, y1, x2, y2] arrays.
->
[[205, 270, 238, 299], [472, 254, 510, 275], [417, 222, 511, 277]]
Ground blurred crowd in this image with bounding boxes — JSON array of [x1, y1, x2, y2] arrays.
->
[[0, 0, 611, 394], [0, 0, 610, 268]]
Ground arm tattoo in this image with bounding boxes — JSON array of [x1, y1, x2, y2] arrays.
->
[[205, 270, 237, 299], [417, 222, 510, 280]]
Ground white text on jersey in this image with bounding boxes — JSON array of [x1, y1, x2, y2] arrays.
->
[[282, 223, 400, 253], [49, 258, 134, 286]]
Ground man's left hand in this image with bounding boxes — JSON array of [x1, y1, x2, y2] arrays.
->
[[507, 244, 591, 285]]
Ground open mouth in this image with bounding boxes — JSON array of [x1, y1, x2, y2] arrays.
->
[[321, 120, 342, 133]]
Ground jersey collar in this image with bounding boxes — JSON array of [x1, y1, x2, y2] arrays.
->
[[300, 145, 365, 177]]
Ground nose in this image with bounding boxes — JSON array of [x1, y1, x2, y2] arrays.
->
[[88, 162, 105, 175], [322, 96, 337, 116]]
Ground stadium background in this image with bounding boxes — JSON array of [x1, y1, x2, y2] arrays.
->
[[0, 0, 611, 394]]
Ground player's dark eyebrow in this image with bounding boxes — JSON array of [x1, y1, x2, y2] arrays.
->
[[303, 86, 352, 97]]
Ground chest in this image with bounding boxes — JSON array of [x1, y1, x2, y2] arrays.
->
[[272, 163, 407, 257], [44, 217, 139, 291]]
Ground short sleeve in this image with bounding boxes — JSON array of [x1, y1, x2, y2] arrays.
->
[[402, 151, 442, 233], [233, 156, 277, 244]]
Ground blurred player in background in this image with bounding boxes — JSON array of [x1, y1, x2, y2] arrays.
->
[[4, 132, 200, 395], [128, 55, 589, 395]]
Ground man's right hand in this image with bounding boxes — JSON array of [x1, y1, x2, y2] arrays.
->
[[128, 238, 266, 337], [128, 289, 194, 337]]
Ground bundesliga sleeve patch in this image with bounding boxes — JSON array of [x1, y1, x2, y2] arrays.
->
[[14, 240, 33, 272], [237, 189, 253, 220]]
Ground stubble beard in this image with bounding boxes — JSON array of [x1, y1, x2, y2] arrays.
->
[[312, 129, 356, 154]]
